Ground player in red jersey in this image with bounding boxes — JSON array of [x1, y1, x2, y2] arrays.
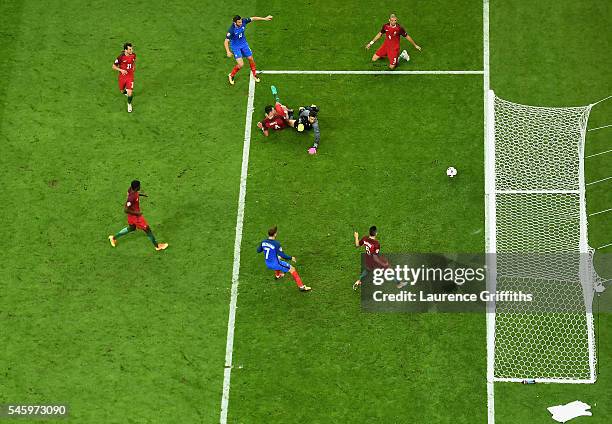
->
[[353, 226, 389, 290], [108, 180, 168, 251], [365, 14, 421, 69], [112, 42, 136, 113], [256, 103, 295, 136]]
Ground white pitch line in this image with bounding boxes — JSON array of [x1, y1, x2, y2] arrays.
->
[[259, 70, 484, 75], [586, 175, 612, 186], [589, 207, 612, 217], [586, 149, 612, 158], [588, 124, 612, 132], [483, 1, 495, 424], [220, 74, 256, 424]]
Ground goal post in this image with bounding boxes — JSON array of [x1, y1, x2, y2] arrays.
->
[[485, 90, 599, 384]]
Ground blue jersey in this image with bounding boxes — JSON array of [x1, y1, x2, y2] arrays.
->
[[226, 18, 252, 48], [257, 238, 291, 267]]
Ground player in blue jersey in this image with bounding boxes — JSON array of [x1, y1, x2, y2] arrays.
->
[[224, 14, 273, 86], [257, 226, 311, 292]]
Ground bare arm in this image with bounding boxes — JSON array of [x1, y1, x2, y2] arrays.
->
[[256, 121, 269, 136], [354, 232, 360, 247], [365, 32, 383, 49], [112, 64, 127, 75], [224, 38, 232, 57], [250, 15, 273, 21], [405, 34, 421, 51]]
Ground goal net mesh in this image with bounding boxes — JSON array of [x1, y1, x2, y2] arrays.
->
[[489, 94, 599, 382]]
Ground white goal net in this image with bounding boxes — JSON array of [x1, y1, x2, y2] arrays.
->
[[485, 90, 599, 383]]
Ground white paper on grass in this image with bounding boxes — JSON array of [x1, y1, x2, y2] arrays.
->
[[547, 401, 592, 423]]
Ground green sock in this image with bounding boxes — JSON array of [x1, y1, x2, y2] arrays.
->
[[127, 96, 133, 104], [114, 226, 133, 239], [359, 269, 369, 280], [271, 85, 280, 103], [145, 229, 157, 246]]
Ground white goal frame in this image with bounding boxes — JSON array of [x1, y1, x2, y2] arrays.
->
[[484, 89, 598, 388]]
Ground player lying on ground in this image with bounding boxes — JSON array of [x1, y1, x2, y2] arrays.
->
[[257, 226, 311, 292], [365, 14, 421, 69], [295, 105, 321, 155], [256, 103, 295, 136], [353, 226, 388, 290], [261, 85, 321, 155], [112, 42, 136, 113], [225, 15, 273, 85], [108, 180, 168, 251]]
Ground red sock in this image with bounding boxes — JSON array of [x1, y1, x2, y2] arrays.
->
[[230, 65, 241, 77], [289, 269, 304, 288], [248, 58, 257, 76], [275, 270, 283, 278]]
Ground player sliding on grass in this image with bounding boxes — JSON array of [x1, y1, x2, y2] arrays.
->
[[257, 226, 311, 292], [112, 42, 136, 113], [225, 15, 273, 85], [108, 180, 168, 251], [365, 14, 421, 69], [353, 226, 389, 290]]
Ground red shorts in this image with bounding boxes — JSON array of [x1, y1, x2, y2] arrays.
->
[[375, 44, 399, 66], [128, 214, 149, 230], [119, 75, 134, 91]]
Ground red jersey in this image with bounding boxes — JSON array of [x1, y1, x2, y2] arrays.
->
[[359, 236, 381, 269], [262, 116, 287, 131], [380, 24, 407, 48], [126, 188, 140, 213], [114, 53, 136, 76]]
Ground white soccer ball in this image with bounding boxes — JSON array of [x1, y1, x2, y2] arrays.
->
[[446, 167, 457, 178]]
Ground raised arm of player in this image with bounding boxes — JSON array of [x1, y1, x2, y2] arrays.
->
[[365, 32, 383, 49], [250, 15, 273, 21], [354, 232, 361, 247], [404, 33, 422, 51]]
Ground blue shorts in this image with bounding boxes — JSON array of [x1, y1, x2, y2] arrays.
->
[[266, 260, 291, 273], [232, 45, 253, 59]]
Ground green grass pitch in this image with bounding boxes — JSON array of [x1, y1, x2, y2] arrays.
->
[[0, 1, 610, 423]]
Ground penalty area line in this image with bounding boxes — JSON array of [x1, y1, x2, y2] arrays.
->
[[220, 74, 256, 424], [259, 70, 484, 75]]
